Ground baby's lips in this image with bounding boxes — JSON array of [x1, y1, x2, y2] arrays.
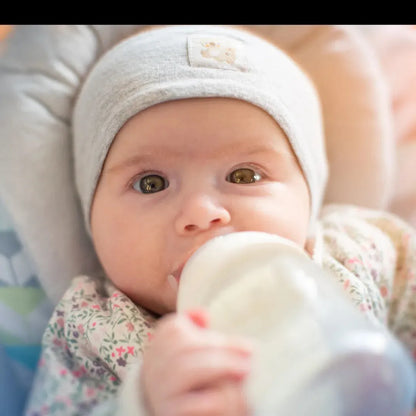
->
[[167, 274, 179, 293]]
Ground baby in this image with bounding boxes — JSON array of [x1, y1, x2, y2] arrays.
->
[[26, 25, 416, 416]]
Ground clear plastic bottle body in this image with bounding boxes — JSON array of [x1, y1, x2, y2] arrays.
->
[[177, 231, 416, 416]]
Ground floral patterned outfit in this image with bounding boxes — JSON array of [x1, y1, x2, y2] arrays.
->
[[25, 205, 416, 415]]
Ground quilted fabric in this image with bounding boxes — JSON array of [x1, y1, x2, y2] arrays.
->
[[0, 25, 143, 304]]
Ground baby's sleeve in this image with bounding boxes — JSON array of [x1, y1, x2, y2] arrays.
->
[[25, 275, 156, 415], [318, 204, 416, 357]]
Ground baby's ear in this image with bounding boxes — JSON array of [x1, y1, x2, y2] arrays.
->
[[250, 25, 394, 211]]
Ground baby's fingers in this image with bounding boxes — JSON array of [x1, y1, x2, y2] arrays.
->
[[169, 346, 252, 394], [141, 311, 254, 415], [165, 381, 250, 416]]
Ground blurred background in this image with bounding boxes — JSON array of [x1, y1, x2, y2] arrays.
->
[[0, 25, 12, 40], [0, 23, 54, 415]]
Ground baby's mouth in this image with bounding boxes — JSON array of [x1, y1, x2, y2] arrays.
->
[[167, 264, 184, 292], [167, 241, 217, 292], [167, 273, 179, 292]]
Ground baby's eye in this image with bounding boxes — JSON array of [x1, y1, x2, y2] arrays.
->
[[133, 174, 169, 194], [226, 168, 261, 184]]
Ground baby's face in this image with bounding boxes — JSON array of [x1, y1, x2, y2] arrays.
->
[[90, 98, 310, 315]]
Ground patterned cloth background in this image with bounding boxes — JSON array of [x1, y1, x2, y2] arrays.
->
[[0, 196, 54, 415]]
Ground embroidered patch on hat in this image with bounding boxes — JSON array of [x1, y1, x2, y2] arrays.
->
[[188, 34, 249, 71]]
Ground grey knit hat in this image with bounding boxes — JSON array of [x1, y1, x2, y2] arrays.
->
[[73, 25, 328, 231]]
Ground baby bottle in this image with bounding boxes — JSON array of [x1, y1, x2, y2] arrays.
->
[[176, 231, 416, 416]]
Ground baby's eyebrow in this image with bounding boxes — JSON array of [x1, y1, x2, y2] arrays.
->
[[104, 154, 153, 175], [240, 145, 294, 158], [104, 143, 297, 175], [223, 144, 298, 165], [104, 146, 187, 175]]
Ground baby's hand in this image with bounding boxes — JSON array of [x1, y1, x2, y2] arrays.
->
[[141, 310, 253, 416]]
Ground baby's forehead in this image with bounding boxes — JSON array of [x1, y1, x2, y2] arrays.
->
[[106, 97, 294, 160]]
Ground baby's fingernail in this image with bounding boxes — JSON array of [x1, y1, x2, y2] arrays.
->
[[185, 309, 209, 328], [234, 359, 253, 380], [234, 338, 256, 355]]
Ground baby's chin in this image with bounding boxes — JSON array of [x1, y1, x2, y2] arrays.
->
[[134, 301, 176, 318], [121, 275, 179, 316], [139, 292, 178, 317]]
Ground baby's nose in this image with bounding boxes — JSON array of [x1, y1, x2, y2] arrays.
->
[[174, 193, 231, 235]]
